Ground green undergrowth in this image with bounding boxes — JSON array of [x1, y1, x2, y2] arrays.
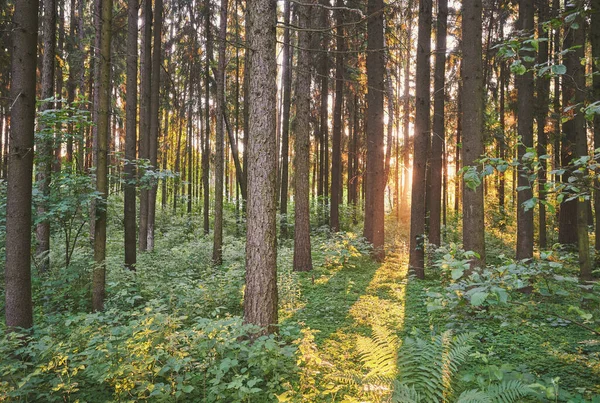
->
[[1, 206, 599, 401]]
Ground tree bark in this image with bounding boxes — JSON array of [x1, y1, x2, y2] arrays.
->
[[147, 0, 163, 251], [427, 0, 447, 247], [461, 0, 486, 267], [516, 0, 534, 260], [93, 0, 112, 312], [330, 0, 345, 232], [561, 0, 591, 279], [364, 0, 386, 261], [35, 0, 57, 273], [279, 0, 292, 238], [4, 0, 39, 330], [124, 0, 138, 270], [536, 0, 550, 250], [592, 0, 600, 256], [243, 0, 279, 333], [409, 0, 432, 277], [213, 0, 228, 265], [293, 0, 314, 272], [203, 0, 212, 235], [138, 0, 152, 251]]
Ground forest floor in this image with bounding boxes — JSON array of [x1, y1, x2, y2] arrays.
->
[[1, 208, 600, 402]]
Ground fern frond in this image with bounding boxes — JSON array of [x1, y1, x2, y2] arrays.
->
[[456, 389, 493, 403], [391, 381, 421, 403], [486, 380, 531, 403]]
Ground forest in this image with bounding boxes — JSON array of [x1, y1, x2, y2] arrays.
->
[[0, 0, 600, 401]]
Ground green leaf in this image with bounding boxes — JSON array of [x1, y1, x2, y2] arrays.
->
[[470, 292, 489, 306], [551, 64, 567, 75], [451, 268, 464, 280]]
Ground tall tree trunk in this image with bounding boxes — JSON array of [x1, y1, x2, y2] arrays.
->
[[65, 0, 77, 164], [330, 0, 345, 232], [428, 0, 447, 247], [592, 0, 600, 256], [5, 0, 39, 330], [138, 0, 152, 251], [93, 0, 112, 312], [400, 0, 413, 219], [516, 0, 534, 260], [561, 0, 591, 278], [124, 0, 138, 270], [461, 0, 486, 267], [498, 59, 506, 214], [203, 0, 212, 235], [294, 1, 313, 272], [364, 0, 386, 261], [243, 0, 279, 333], [409, 0, 432, 277], [279, 0, 292, 237], [536, 0, 550, 249], [213, 0, 228, 264], [36, 0, 57, 273], [147, 0, 163, 251], [454, 77, 462, 213]]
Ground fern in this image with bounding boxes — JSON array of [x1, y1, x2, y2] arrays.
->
[[456, 389, 493, 403], [396, 330, 477, 401], [338, 327, 530, 403], [455, 380, 531, 403], [486, 380, 531, 403]]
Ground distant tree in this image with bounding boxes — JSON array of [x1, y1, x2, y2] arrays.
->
[[293, 0, 313, 273], [243, 0, 279, 333], [364, 0, 386, 260], [4, 0, 39, 330], [409, 0, 432, 278], [93, 0, 112, 311], [461, 0, 485, 267]]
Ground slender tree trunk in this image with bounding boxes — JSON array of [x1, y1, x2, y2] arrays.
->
[[461, 0, 486, 267], [561, 0, 590, 278], [244, 0, 279, 333], [454, 78, 462, 213], [537, 0, 550, 249], [147, 0, 163, 251], [65, 0, 77, 163], [5, 0, 39, 330], [93, 0, 112, 312], [330, 0, 345, 232], [36, 0, 57, 273], [409, 0, 432, 277], [279, 0, 292, 237], [203, 0, 212, 235], [294, 1, 314, 272], [400, 0, 413, 219], [139, 0, 152, 251], [427, 0, 447, 247], [498, 59, 506, 214], [213, 0, 228, 264], [516, 0, 534, 260], [124, 0, 138, 270], [592, 0, 600, 256], [364, 0, 386, 261]]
